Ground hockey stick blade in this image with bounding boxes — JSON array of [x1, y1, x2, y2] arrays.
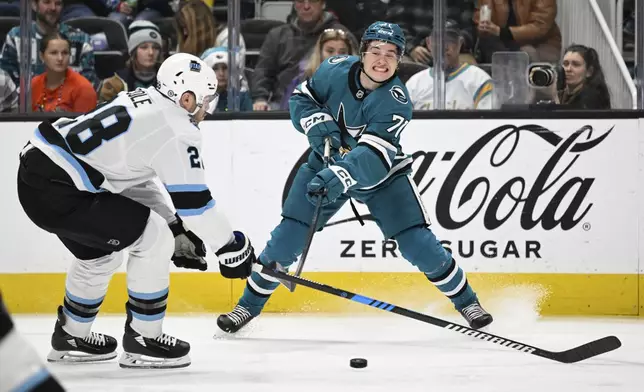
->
[[263, 264, 621, 363], [272, 262, 295, 292]]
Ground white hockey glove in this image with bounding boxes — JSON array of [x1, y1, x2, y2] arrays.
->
[[168, 215, 207, 271], [215, 231, 256, 279]]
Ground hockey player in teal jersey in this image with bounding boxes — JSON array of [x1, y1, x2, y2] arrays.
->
[[217, 21, 493, 333]]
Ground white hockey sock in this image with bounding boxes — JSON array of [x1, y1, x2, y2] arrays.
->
[[62, 252, 124, 337], [126, 212, 172, 338]]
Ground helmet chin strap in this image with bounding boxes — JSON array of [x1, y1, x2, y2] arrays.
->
[[189, 105, 201, 115]]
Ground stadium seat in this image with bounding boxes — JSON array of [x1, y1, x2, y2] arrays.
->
[[260, 1, 293, 22], [152, 17, 178, 55], [65, 17, 128, 55], [0, 17, 20, 44], [241, 19, 285, 50], [93, 51, 126, 79], [397, 61, 429, 84]]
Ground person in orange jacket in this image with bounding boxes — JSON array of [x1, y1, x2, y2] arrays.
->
[[31, 32, 97, 113]]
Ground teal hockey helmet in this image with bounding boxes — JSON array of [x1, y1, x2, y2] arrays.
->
[[361, 21, 406, 56]]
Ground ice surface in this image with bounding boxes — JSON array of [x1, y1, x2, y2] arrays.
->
[[11, 308, 643, 392]]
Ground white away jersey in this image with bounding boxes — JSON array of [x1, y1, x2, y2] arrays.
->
[[405, 63, 493, 110], [27, 86, 234, 252]]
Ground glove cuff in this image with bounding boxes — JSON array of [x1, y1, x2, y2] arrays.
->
[[300, 112, 335, 134], [328, 165, 358, 192], [168, 214, 186, 237]]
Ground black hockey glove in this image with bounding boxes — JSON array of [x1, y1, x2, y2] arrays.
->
[[215, 231, 256, 279], [168, 215, 207, 271]]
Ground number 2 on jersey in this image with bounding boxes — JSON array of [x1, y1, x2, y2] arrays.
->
[[187, 146, 203, 169], [64, 105, 132, 155]]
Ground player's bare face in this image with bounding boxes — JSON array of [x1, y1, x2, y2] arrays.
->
[[362, 42, 398, 83], [41, 39, 70, 74]]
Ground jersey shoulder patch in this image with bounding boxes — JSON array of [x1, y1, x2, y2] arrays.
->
[[328, 55, 350, 64], [319, 55, 359, 73], [364, 79, 413, 121], [389, 85, 409, 104]]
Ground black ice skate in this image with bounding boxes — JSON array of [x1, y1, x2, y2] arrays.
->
[[459, 301, 493, 330], [119, 306, 190, 369], [47, 305, 117, 363], [217, 305, 255, 333]]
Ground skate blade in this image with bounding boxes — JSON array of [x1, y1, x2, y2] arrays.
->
[[47, 349, 117, 363], [118, 352, 191, 369]]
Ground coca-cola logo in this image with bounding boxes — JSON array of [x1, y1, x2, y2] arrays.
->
[[282, 124, 614, 230], [281, 124, 613, 259]]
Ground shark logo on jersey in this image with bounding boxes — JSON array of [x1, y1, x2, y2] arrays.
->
[[336, 103, 367, 139], [329, 55, 350, 64], [390, 86, 408, 104]]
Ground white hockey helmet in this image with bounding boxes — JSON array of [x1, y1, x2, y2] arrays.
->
[[156, 53, 219, 115]]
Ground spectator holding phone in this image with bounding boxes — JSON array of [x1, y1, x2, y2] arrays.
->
[[473, 0, 561, 63]]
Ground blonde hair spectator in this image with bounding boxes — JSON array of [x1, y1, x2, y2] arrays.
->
[[304, 28, 357, 79], [280, 28, 357, 110], [175, 0, 218, 56]]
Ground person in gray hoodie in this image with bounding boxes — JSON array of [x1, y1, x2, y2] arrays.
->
[[251, 0, 357, 111]]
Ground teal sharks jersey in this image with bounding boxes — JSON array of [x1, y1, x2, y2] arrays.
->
[[289, 55, 414, 190]]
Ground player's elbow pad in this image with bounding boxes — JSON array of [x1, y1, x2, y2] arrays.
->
[[215, 231, 256, 279]]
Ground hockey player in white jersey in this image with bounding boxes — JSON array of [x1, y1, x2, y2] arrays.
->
[[16, 53, 256, 369], [406, 20, 493, 110]]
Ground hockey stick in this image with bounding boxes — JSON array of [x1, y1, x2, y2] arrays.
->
[[263, 263, 621, 363], [281, 138, 332, 293]]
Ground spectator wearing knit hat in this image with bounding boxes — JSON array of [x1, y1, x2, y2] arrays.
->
[[201, 47, 253, 112], [97, 20, 163, 102]]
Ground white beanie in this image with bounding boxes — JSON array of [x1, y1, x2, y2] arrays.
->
[[128, 20, 163, 54], [201, 47, 229, 68]]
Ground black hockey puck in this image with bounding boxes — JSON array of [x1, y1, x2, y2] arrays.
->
[[350, 358, 367, 368]]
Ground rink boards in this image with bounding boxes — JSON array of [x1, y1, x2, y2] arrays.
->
[[0, 117, 643, 316]]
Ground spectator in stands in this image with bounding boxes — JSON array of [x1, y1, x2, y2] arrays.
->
[[557, 44, 610, 109], [59, 0, 110, 21], [175, 0, 247, 67], [202, 47, 252, 112], [109, 0, 175, 27], [0, 0, 98, 89], [252, 0, 356, 111], [97, 20, 162, 102], [473, 0, 561, 63], [308, 0, 388, 38], [386, 0, 475, 65], [0, 69, 19, 112], [280, 28, 357, 110], [31, 32, 97, 112], [406, 21, 492, 110]]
